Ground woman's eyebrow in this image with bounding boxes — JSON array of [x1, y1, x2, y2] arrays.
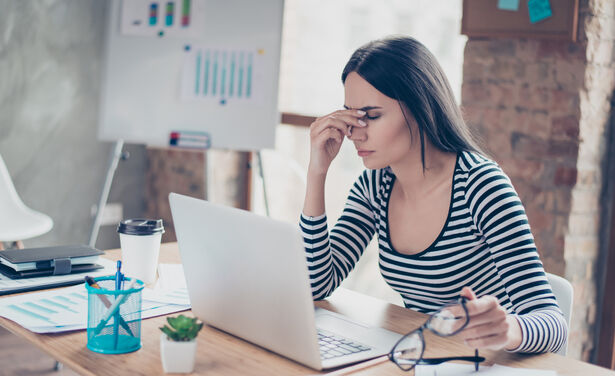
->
[[343, 105, 383, 111]]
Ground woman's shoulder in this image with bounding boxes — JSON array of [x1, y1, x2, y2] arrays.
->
[[457, 151, 503, 176], [456, 150, 518, 203]]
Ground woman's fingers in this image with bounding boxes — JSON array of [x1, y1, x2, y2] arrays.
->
[[464, 332, 509, 350], [310, 110, 367, 138], [463, 304, 507, 330], [464, 295, 500, 317], [314, 127, 344, 147], [452, 288, 513, 350], [458, 318, 509, 342], [460, 286, 477, 300], [330, 110, 368, 128], [311, 116, 349, 138]]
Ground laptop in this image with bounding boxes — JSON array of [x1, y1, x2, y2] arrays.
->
[[168, 193, 403, 370]]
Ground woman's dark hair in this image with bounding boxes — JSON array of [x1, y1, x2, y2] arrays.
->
[[342, 35, 485, 169]]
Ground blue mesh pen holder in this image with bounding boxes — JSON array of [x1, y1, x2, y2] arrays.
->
[[85, 276, 144, 354]]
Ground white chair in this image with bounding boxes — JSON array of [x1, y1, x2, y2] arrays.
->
[[0, 154, 53, 249], [546, 272, 573, 356]]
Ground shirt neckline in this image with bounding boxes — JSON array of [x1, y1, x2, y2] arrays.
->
[[383, 152, 461, 259]]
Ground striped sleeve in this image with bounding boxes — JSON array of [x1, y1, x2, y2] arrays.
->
[[465, 162, 568, 354], [300, 170, 377, 300]]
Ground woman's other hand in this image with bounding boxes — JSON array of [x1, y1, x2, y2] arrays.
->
[[457, 287, 522, 351], [308, 109, 367, 175]]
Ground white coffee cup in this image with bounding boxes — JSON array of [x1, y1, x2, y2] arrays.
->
[[117, 219, 164, 284]]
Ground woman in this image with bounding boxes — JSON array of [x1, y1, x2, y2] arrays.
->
[[300, 35, 567, 353]]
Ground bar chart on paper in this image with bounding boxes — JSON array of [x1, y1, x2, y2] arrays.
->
[[2, 289, 87, 329], [182, 47, 262, 105], [0, 284, 191, 333]]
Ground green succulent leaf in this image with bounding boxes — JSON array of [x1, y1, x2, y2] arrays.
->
[[159, 315, 204, 341]]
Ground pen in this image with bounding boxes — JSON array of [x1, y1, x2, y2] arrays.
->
[[85, 276, 134, 337], [115, 260, 122, 290], [475, 349, 479, 371], [93, 279, 139, 337], [114, 261, 122, 349]]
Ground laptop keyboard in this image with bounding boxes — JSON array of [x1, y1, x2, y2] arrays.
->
[[317, 329, 372, 359]]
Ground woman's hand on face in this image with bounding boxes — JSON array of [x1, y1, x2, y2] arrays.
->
[[308, 109, 367, 175], [456, 287, 522, 351]]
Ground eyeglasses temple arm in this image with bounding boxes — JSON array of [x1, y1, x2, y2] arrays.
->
[[415, 355, 485, 365]]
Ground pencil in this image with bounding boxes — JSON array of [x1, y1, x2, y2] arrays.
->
[[85, 276, 134, 337]]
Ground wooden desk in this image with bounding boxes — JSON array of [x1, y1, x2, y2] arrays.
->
[[0, 243, 613, 375]]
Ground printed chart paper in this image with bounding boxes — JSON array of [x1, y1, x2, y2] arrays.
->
[[181, 47, 265, 105], [0, 284, 190, 333]]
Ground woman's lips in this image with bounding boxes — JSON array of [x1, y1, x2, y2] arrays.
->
[[357, 150, 374, 157]]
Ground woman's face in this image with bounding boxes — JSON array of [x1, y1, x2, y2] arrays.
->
[[343, 72, 414, 170]]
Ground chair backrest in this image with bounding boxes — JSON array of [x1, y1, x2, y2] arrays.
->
[[0, 153, 28, 212], [0, 154, 53, 242], [546, 272, 573, 356]]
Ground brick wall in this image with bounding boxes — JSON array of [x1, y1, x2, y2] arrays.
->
[[572, 0, 615, 360], [461, 0, 615, 360], [144, 147, 206, 243], [144, 148, 250, 243]]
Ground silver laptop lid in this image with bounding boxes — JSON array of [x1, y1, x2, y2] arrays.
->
[[169, 193, 322, 369]]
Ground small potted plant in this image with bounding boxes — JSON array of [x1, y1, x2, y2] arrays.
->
[[159, 314, 204, 373]]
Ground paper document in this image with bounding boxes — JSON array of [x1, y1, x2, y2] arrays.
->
[[415, 363, 557, 376], [0, 283, 190, 333], [144, 264, 190, 305], [181, 47, 265, 105], [156, 264, 187, 290]]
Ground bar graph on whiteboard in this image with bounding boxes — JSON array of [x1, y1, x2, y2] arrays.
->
[[120, 0, 206, 38], [181, 47, 263, 105]]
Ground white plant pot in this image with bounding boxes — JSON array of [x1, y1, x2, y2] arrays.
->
[[160, 334, 197, 374]]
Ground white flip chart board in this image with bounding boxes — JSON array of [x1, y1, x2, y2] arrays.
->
[[98, 0, 284, 150]]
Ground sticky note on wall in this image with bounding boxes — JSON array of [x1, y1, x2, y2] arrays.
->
[[498, 0, 520, 11], [528, 0, 552, 24]]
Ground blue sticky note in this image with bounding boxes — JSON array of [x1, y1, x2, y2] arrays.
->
[[528, 0, 552, 24], [498, 0, 520, 11]]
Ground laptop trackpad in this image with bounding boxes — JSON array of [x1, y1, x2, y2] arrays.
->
[[315, 312, 370, 337]]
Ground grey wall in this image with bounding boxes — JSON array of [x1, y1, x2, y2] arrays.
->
[[0, 0, 146, 251]]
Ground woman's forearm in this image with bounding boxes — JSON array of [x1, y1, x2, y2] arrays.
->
[[302, 168, 327, 217], [504, 315, 523, 351]]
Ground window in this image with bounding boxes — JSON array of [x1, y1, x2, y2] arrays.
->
[[253, 0, 467, 305]]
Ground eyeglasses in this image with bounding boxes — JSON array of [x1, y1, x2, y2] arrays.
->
[[388, 297, 485, 372]]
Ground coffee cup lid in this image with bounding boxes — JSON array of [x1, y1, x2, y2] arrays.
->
[[117, 219, 164, 236]]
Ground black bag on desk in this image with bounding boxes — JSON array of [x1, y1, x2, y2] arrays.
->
[[0, 244, 104, 279]]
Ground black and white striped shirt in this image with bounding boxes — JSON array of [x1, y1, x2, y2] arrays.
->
[[300, 151, 567, 353]]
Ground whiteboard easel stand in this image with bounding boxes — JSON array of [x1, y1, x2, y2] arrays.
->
[[255, 150, 270, 217], [88, 142, 270, 249], [89, 140, 128, 248]]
